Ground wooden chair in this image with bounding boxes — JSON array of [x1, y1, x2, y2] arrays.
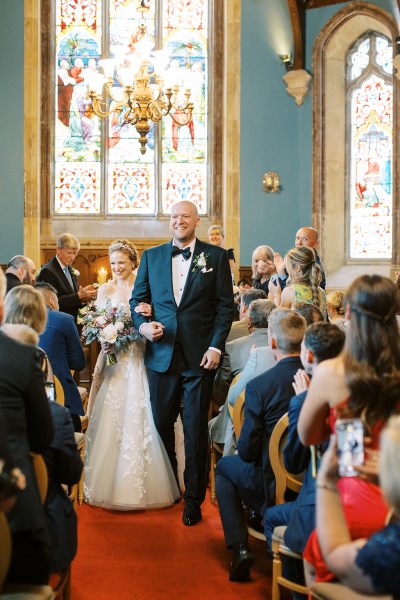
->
[[269, 412, 307, 600], [0, 512, 56, 599], [209, 374, 241, 504], [311, 582, 392, 600], [232, 388, 245, 440], [54, 375, 88, 433]]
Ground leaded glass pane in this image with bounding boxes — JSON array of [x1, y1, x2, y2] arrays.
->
[[108, 163, 155, 214], [55, 163, 101, 213], [349, 69, 393, 259], [376, 36, 393, 75], [55, 0, 102, 213], [161, 163, 207, 213], [54, 0, 210, 217]]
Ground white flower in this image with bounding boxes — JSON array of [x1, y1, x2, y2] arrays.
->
[[99, 323, 119, 344], [94, 316, 107, 327], [197, 252, 207, 267], [115, 321, 124, 331], [71, 268, 80, 277]]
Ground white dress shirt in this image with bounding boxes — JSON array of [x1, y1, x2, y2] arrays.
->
[[171, 239, 196, 306]]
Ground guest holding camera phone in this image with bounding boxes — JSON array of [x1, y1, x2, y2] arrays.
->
[[297, 274, 400, 586], [314, 421, 400, 595]]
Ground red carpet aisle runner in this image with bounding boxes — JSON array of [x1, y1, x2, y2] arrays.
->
[[71, 495, 288, 600]]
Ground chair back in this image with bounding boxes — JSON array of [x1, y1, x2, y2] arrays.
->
[[269, 412, 303, 505], [31, 453, 49, 504], [232, 389, 245, 440], [54, 375, 65, 406], [0, 512, 11, 591]]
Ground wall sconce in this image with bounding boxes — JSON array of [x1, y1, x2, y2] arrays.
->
[[279, 53, 293, 70], [263, 171, 280, 194]]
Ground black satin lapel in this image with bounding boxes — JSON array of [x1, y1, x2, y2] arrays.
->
[[163, 244, 176, 305]]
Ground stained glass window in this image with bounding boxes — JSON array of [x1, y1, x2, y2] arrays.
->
[[54, 0, 208, 216], [347, 33, 393, 259]]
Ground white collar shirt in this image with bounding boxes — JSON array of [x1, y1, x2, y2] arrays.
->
[[171, 238, 196, 306]]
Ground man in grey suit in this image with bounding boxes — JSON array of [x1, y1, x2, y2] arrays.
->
[[212, 299, 275, 407], [226, 288, 267, 343]]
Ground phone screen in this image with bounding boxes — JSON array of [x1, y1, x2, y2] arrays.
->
[[335, 418, 364, 477], [45, 382, 55, 402]]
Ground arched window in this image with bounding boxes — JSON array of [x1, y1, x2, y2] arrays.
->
[[312, 3, 399, 280], [50, 0, 217, 219], [346, 32, 393, 260]]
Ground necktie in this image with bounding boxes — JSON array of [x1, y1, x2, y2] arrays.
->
[[64, 266, 74, 288], [171, 246, 191, 260]]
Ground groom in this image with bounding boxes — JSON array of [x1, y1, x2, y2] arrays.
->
[[130, 200, 234, 526]]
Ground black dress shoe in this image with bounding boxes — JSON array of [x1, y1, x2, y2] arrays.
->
[[247, 510, 264, 533], [182, 503, 202, 526], [229, 542, 255, 582]]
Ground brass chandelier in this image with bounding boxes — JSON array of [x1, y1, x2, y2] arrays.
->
[[88, 3, 194, 155]]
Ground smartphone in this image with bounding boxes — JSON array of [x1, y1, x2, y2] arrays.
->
[[335, 418, 364, 477], [45, 382, 55, 402]]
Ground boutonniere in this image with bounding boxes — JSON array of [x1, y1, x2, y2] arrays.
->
[[192, 252, 213, 273], [69, 267, 80, 277]]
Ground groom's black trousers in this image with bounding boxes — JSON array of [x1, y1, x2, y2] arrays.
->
[[147, 348, 214, 506]]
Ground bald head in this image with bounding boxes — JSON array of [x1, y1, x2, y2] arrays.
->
[[295, 227, 318, 249], [169, 201, 200, 247], [6, 255, 36, 285]]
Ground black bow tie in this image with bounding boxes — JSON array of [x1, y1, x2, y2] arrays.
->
[[171, 246, 191, 260]]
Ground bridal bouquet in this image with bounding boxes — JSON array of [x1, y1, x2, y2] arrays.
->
[[79, 300, 141, 365]]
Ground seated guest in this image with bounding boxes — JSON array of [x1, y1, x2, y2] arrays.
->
[[237, 278, 252, 292], [263, 323, 345, 585], [294, 227, 326, 290], [2, 315, 83, 575], [209, 300, 276, 452], [38, 232, 97, 322], [270, 247, 326, 317], [326, 290, 347, 330], [0, 413, 26, 513], [215, 308, 305, 582], [35, 281, 86, 432], [314, 417, 400, 596], [0, 268, 54, 585], [212, 299, 275, 407], [298, 274, 400, 586], [5, 255, 36, 292], [292, 301, 324, 326], [252, 245, 286, 295], [226, 288, 267, 342]]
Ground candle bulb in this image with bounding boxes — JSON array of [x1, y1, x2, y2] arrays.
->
[[97, 268, 108, 285]]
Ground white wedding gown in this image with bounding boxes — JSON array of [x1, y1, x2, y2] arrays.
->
[[84, 320, 180, 510]]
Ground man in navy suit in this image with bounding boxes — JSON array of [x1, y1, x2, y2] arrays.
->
[[35, 281, 86, 431], [131, 200, 234, 526], [215, 309, 306, 581], [38, 233, 97, 322], [263, 322, 345, 590]]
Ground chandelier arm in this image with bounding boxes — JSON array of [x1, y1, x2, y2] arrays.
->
[[168, 106, 194, 127]]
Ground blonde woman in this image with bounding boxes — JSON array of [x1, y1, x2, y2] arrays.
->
[[251, 245, 278, 295], [326, 290, 346, 329], [270, 246, 326, 316]]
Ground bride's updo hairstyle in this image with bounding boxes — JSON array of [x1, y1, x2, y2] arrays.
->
[[344, 274, 400, 427], [108, 239, 139, 270]]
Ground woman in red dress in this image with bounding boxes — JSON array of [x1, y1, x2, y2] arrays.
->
[[297, 274, 400, 588]]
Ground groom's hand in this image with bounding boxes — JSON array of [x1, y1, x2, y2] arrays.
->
[[140, 321, 165, 342], [200, 349, 221, 370]]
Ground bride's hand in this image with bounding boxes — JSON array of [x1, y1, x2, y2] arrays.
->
[[134, 302, 152, 317], [100, 341, 112, 354]]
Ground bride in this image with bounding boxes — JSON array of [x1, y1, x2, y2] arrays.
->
[[84, 239, 180, 509]]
